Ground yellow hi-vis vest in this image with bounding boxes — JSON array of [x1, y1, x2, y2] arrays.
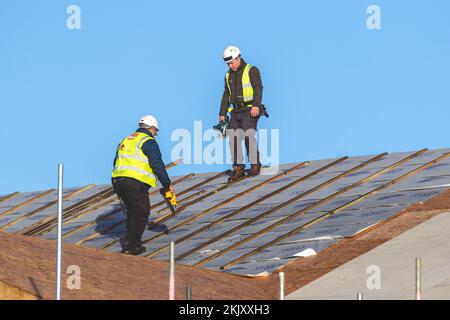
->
[[226, 64, 254, 112], [112, 132, 157, 187]]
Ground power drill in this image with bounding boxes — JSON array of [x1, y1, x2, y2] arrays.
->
[[259, 104, 269, 118], [160, 188, 177, 215], [213, 115, 230, 137]]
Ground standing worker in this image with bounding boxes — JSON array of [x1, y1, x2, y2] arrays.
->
[[112, 115, 174, 255], [219, 45, 264, 182]]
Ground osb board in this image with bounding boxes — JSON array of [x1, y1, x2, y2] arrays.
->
[[0, 280, 38, 300], [0, 230, 268, 300]]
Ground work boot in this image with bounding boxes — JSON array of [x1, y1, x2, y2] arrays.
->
[[228, 165, 245, 182], [121, 245, 146, 256], [247, 164, 261, 177], [121, 240, 146, 255]]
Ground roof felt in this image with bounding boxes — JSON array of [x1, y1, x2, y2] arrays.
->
[[0, 148, 449, 276]]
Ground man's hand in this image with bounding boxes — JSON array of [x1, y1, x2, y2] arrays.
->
[[169, 184, 175, 195], [219, 115, 226, 122], [250, 106, 260, 118]]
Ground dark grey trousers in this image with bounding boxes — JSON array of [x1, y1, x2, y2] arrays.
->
[[112, 177, 150, 250], [228, 110, 261, 168]]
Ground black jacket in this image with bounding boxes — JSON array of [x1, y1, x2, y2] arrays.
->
[[113, 128, 171, 189], [219, 59, 263, 116]]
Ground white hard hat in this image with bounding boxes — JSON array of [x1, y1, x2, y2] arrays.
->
[[223, 45, 241, 63], [139, 114, 159, 130]]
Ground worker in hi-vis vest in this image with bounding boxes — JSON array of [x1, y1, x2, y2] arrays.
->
[[112, 115, 174, 255], [219, 45, 263, 182]]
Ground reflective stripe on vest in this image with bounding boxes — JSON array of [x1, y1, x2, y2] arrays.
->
[[226, 64, 254, 112], [112, 132, 157, 187]]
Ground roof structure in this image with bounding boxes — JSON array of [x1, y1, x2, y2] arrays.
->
[[287, 210, 450, 300], [0, 229, 268, 300], [1, 148, 450, 279]]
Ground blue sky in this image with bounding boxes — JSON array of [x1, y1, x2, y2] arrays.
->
[[1, 0, 449, 194]]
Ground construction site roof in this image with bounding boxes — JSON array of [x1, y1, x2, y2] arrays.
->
[[1, 148, 450, 299]]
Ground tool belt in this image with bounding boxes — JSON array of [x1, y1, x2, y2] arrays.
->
[[232, 102, 253, 111], [232, 103, 269, 118]]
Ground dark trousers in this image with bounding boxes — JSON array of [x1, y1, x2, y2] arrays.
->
[[112, 177, 150, 249], [228, 110, 261, 168]]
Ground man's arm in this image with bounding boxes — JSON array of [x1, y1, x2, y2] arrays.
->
[[219, 75, 230, 117], [142, 139, 171, 189], [249, 66, 263, 107]]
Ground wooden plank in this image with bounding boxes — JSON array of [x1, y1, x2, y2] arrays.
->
[[191, 149, 428, 267], [1, 184, 95, 230], [146, 158, 352, 259], [0, 192, 20, 204], [0, 189, 56, 220], [84, 170, 231, 248], [220, 150, 444, 270]]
